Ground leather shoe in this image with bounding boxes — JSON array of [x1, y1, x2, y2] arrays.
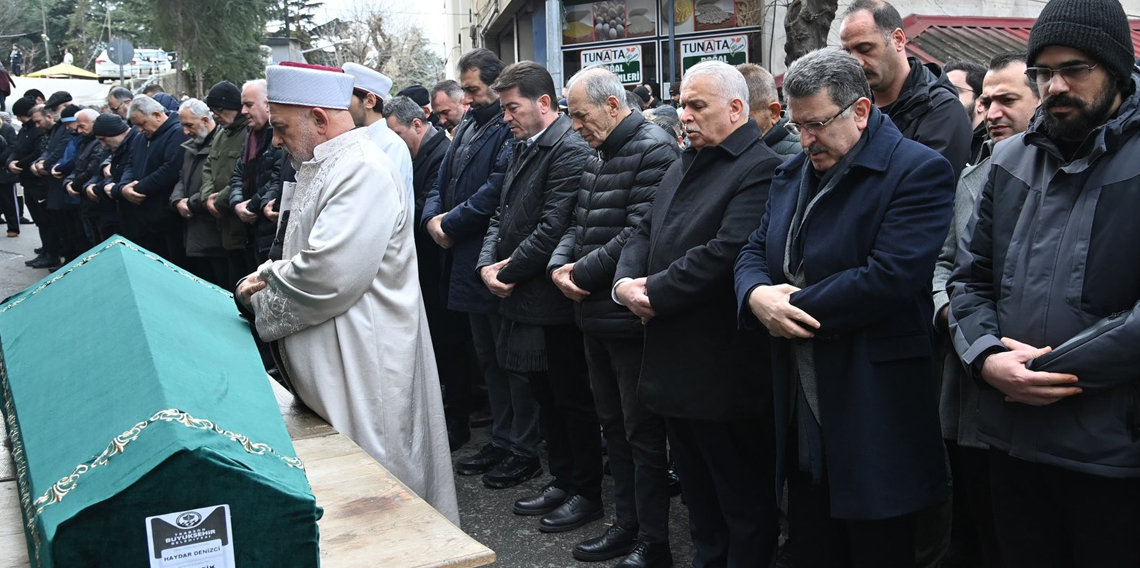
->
[[455, 443, 509, 476], [30, 255, 61, 269], [539, 494, 603, 533], [513, 484, 568, 516], [667, 462, 682, 497], [573, 523, 637, 561], [482, 453, 542, 489], [615, 541, 673, 568], [24, 253, 48, 266]]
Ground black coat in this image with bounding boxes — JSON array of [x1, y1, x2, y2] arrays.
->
[[7, 120, 45, 196], [0, 121, 16, 185], [614, 119, 780, 420], [116, 117, 188, 237], [478, 115, 591, 326], [413, 127, 450, 318], [549, 110, 678, 337], [232, 125, 283, 255], [421, 103, 513, 314], [40, 122, 77, 210], [882, 58, 973, 177]]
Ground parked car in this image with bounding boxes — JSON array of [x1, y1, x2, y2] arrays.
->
[[94, 48, 171, 83]]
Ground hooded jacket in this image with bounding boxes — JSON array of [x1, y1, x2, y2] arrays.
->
[[881, 57, 973, 177], [548, 110, 678, 337], [950, 69, 1140, 478]]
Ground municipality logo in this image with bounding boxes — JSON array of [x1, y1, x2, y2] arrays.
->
[[176, 512, 203, 528]]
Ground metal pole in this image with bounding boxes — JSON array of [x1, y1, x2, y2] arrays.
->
[[667, 0, 676, 86], [545, 0, 563, 92]]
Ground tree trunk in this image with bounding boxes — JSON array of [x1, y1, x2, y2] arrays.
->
[[175, 0, 184, 97], [783, 0, 838, 67]]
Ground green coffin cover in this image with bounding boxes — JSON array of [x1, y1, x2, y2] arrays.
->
[[0, 237, 321, 568]]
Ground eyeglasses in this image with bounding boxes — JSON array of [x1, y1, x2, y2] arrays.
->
[[786, 101, 855, 136], [1025, 63, 1099, 86]]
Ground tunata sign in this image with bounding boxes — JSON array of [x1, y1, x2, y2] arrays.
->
[[581, 45, 643, 85], [681, 34, 748, 75]]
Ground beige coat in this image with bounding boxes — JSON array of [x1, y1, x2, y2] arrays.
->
[[250, 127, 459, 525]]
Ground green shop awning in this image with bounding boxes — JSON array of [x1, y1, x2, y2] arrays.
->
[[0, 237, 320, 568]]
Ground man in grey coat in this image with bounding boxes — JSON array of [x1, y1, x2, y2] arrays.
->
[[171, 98, 226, 287], [932, 50, 1038, 568]]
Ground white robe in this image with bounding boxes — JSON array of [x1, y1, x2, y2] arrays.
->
[[251, 127, 459, 525], [367, 119, 415, 205]]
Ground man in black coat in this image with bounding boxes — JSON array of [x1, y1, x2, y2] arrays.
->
[[91, 113, 137, 239], [119, 94, 188, 266], [613, 60, 783, 568], [840, 0, 972, 177], [64, 109, 110, 244], [476, 61, 599, 533], [384, 94, 469, 450], [551, 66, 679, 568], [6, 98, 49, 265]]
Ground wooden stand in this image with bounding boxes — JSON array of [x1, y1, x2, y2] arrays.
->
[[1, 379, 495, 568]]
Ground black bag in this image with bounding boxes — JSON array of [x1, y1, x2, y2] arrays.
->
[[1026, 310, 1129, 371]]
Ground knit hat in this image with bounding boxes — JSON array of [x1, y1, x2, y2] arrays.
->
[[632, 86, 651, 103], [92, 113, 129, 137], [1027, 0, 1136, 88], [206, 80, 242, 111], [11, 97, 35, 118], [397, 85, 430, 107], [60, 104, 81, 123], [44, 90, 72, 109]]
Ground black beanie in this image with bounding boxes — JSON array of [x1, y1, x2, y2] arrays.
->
[[206, 80, 243, 111], [92, 113, 129, 137], [1028, 0, 1136, 88], [397, 85, 430, 107], [60, 104, 81, 122], [11, 97, 35, 118]]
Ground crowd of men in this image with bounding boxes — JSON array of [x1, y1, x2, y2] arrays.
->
[[3, 0, 1139, 565]]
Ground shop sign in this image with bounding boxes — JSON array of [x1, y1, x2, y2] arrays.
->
[[581, 45, 643, 84], [680, 34, 748, 74]]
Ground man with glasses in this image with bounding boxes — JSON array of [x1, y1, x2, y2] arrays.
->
[[735, 48, 954, 567], [107, 87, 134, 119], [948, 0, 1140, 564]]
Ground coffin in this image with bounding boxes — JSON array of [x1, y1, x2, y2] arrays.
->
[[0, 237, 321, 568]]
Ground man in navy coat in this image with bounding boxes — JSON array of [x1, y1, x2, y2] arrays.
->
[[734, 48, 954, 567]]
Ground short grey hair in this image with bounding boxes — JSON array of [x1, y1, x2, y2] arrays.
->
[[128, 95, 166, 118], [76, 108, 99, 122], [430, 79, 463, 103], [736, 63, 779, 112], [382, 95, 426, 128], [682, 60, 749, 108], [108, 86, 133, 102], [783, 48, 871, 111], [242, 79, 267, 99], [566, 67, 630, 110], [179, 98, 211, 119]]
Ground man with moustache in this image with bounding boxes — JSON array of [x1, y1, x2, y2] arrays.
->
[[736, 48, 953, 567], [949, 0, 1140, 564], [170, 98, 227, 286], [615, 60, 783, 568], [932, 51, 1039, 568]]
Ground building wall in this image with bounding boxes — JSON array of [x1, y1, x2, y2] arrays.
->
[[759, 0, 1140, 76], [445, 0, 477, 79]]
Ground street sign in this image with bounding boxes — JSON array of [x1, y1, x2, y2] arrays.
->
[[107, 39, 134, 66]]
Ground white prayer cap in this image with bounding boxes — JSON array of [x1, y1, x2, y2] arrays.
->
[[343, 62, 393, 101], [266, 62, 354, 110]]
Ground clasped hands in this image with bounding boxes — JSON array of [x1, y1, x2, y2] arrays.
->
[[480, 259, 515, 298]]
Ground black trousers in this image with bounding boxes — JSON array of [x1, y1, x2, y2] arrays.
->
[[584, 334, 669, 543], [989, 449, 1140, 568], [51, 208, 88, 261], [184, 255, 232, 289], [0, 183, 18, 234], [527, 323, 603, 500], [24, 190, 55, 255], [944, 441, 1000, 568], [787, 467, 921, 568], [667, 416, 779, 568], [430, 309, 474, 432]]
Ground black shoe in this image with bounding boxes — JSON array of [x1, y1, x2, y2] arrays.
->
[[513, 484, 569, 516], [539, 494, 603, 533], [24, 253, 48, 266], [482, 453, 542, 489], [667, 462, 682, 498], [30, 255, 61, 269], [573, 524, 637, 561], [33, 246, 44, 254], [455, 443, 510, 476], [615, 541, 673, 568], [20, 217, 33, 225]]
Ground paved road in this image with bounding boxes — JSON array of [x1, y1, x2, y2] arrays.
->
[[0, 232, 697, 567]]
